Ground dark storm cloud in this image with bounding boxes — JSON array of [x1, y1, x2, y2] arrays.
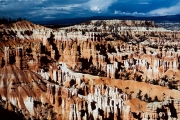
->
[[0, 0, 180, 20]]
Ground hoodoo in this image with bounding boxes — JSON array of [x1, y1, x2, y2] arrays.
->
[[0, 20, 180, 119]]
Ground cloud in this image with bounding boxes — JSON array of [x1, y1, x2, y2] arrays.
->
[[149, 2, 180, 16], [27, 3, 82, 19], [114, 10, 145, 16], [139, 2, 149, 4], [1, 0, 179, 20], [0, 0, 85, 19], [42, 4, 82, 11], [0, 0, 44, 11], [44, 15, 55, 19], [84, 0, 118, 12]]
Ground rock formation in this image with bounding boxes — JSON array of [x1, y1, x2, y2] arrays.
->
[[0, 20, 180, 119]]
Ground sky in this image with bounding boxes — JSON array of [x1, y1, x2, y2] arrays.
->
[[0, 0, 180, 20]]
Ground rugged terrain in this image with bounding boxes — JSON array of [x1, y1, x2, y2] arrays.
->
[[0, 19, 180, 120]]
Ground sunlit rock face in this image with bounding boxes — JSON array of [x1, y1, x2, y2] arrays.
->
[[1, 20, 180, 119]]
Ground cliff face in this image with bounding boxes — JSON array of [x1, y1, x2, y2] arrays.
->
[[1, 20, 180, 119]]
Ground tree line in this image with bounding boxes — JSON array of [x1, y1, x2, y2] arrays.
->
[[0, 17, 26, 24]]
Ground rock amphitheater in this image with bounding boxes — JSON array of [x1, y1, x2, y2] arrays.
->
[[0, 20, 180, 119]]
